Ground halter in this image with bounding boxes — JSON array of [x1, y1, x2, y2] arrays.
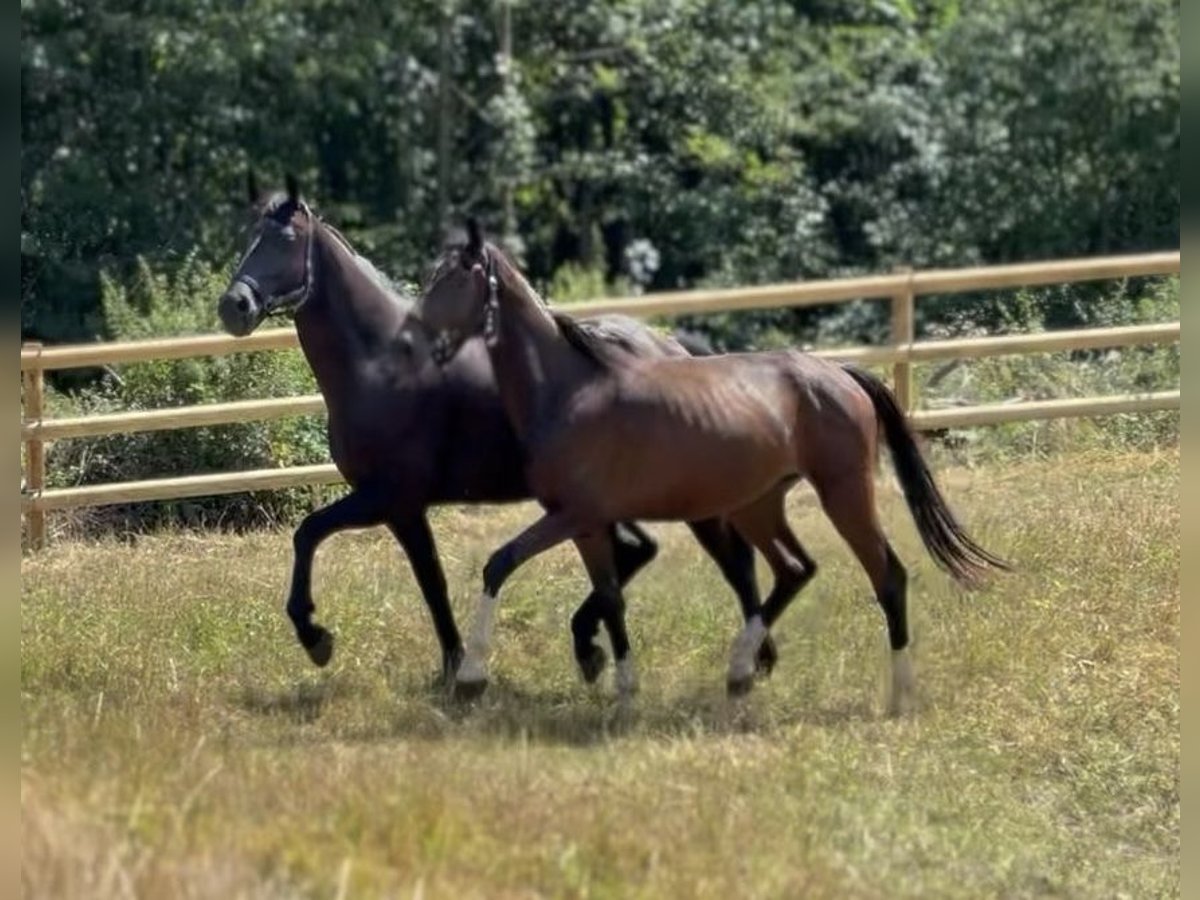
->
[[482, 251, 500, 347], [428, 248, 501, 365], [234, 202, 316, 317]]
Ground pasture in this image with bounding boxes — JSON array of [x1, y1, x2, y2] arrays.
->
[[22, 448, 1178, 898]]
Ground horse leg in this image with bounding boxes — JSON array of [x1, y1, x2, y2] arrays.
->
[[286, 490, 384, 666], [388, 514, 464, 685], [760, 522, 818, 628], [571, 522, 657, 684], [574, 531, 638, 698], [725, 489, 817, 695], [612, 522, 660, 583], [456, 511, 581, 698], [686, 518, 777, 675], [815, 471, 913, 716]]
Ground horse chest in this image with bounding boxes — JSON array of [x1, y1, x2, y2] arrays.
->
[[324, 386, 436, 482]]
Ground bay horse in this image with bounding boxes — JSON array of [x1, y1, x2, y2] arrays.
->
[[417, 220, 1009, 712], [216, 175, 777, 690]]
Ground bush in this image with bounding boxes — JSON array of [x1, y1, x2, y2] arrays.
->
[[917, 277, 1179, 461], [42, 252, 331, 537], [548, 261, 633, 304], [33, 256, 1178, 541]]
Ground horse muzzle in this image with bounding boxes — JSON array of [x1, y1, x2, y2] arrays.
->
[[218, 281, 264, 337]]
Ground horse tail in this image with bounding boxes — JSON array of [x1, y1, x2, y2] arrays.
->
[[841, 364, 1011, 587]]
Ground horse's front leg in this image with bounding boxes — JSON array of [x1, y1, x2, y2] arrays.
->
[[455, 511, 581, 700], [388, 514, 463, 685], [286, 490, 384, 666]]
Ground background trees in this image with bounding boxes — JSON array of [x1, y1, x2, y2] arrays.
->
[[20, 0, 1179, 530], [22, 0, 1179, 346]]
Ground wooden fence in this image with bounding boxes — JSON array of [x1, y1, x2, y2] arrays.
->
[[20, 251, 1181, 549]]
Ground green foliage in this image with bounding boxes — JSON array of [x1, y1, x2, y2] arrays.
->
[[19, 0, 1180, 534], [22, 0, 1179, 346], [919, 278, 1180, 461], [547, 262, 631, 304], [44, 254, 328, 533]]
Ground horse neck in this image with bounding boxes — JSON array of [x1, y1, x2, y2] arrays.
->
[[293, 224, 408, 401], [490, 258, 593, 439]]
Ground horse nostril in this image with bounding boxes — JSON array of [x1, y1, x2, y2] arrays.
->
[[237, 296, 251, 314]]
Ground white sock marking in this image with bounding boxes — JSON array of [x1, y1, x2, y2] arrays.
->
[[615, 657, 639, 697], [889, 647, 916, 715], [457, 589, 497, 684], [728, 615, 768, 684]]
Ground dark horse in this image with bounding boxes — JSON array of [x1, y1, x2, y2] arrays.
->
[[216, 175, 777, 690], [417, 220, 1009, 712]]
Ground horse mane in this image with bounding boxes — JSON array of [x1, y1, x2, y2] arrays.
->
[[259, 192, 415, 312], [322, 222, 415, 310], [486, 242, 675, 368], [261, 192, 297, 223], [557, 311, 683, 368]]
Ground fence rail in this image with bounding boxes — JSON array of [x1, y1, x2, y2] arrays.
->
[[20, 250, 1180, 548]]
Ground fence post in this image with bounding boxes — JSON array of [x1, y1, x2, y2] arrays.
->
[[890, 266, 915, 413], [22, 342, 47, 551]]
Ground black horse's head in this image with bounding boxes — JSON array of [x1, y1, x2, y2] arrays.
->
[[218, 172, 316, 336]]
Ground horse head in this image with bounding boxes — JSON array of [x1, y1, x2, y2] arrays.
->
[[218, 172, 317, 336]]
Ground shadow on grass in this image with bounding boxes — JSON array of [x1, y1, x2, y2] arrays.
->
[[231, 668, 884, 748], [233, 677, 356, 724]]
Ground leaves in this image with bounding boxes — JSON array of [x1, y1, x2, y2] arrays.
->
[[21, 0, 1179, 351]]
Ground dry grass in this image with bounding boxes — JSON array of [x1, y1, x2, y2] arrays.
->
[[22, 449, 1178, 898]]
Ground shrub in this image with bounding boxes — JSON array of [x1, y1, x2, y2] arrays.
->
[[917, 278, 1179, 461], [42, 252, 331, 537]]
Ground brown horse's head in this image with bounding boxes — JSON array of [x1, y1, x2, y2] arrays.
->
[[218, 172, 317, 336], [417, 218, 498, 365]]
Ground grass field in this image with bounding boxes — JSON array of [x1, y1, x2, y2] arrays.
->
[[22, 449, 1179, 899]]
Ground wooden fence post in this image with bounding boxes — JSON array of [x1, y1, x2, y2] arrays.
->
[[22, 342, 47, 550], [890, 267, 915, 413]]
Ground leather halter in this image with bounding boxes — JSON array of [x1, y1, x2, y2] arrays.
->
[[429, 249, 500, 365], [234, 202, 316, 317]]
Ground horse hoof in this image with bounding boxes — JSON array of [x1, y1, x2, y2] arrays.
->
[[454, 677, 489, 703], [303, 627, 335, 668], [441, 647, 465, 686], [615, 658, 639, 697], [755, 635, 779, 677], [579, 646, 608, 684], [726, 674, 755, 698]]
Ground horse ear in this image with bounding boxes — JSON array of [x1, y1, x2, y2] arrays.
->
[[465, 217, 484, 255], [285, 172, 300, 205], [246, 169, 261, 205]]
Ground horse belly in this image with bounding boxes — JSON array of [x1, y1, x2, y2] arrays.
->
[[618, 430, 790, 520], [535, 412, 791, 523]]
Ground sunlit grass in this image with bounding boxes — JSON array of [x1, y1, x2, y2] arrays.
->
[[22, 449, 1178, 898]]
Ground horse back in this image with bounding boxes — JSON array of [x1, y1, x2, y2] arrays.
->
[[526, 353, 800, 520]]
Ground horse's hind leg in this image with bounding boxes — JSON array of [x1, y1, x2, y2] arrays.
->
[[574, 531, 638, 698], [571, 522, 657, 684], [389, 514, 463, 685], [814, 470, 913, 716], [687, 519, 777, 675], [725, 488, 818, 695], [286, 490, 384, 667]]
